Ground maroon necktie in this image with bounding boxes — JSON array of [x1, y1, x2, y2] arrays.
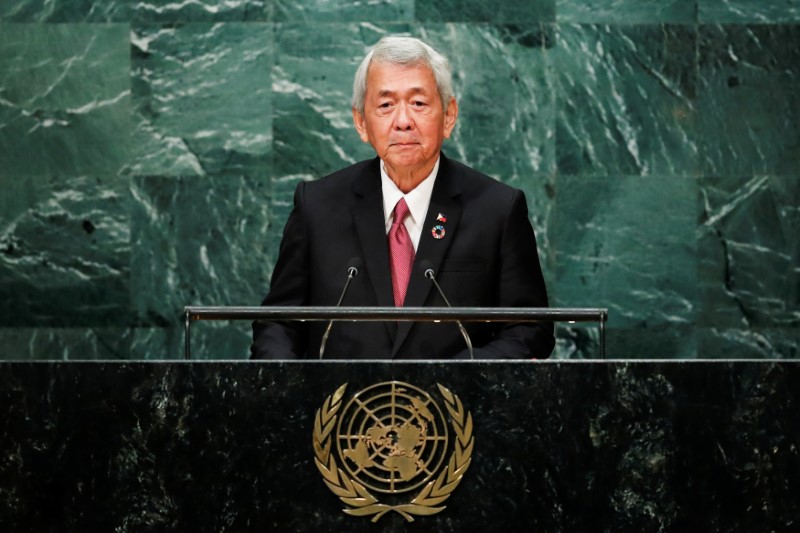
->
[[389, 198, 414, 306]]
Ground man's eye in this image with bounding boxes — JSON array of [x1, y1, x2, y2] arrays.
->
[[378, 102, 392, 108]]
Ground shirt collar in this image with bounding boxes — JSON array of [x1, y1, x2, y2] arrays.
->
[[380, 157, 440, 227]]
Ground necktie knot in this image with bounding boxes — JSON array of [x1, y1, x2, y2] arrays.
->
[[392, 198, 410, 226]]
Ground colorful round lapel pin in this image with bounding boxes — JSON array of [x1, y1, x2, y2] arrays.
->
[[431, 224, 446, 239]]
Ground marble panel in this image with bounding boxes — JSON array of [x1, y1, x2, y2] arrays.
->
[[424, 25, 555, 243], [0, 175, 131, 327], [275, 0, 412, 22], [554, 24, 698, 177], [185, 321, 254, 359], [421, 24, 556, 272], [130, 176, 273, 330], [697, 24, 800, 176], [272, 22, 386, 178], [557, 0, 696, 23], [128, 322, 251, 360], [698, 327, 800, 359], [271, 22, 408, 252], [551, 175, 698, 333], [132, 0, 272, 22], [111, 324, 242, 360], [0, 328, 132, 360], [699, 0, 800, 23], [0, 0, 271, 22], [429, 25, 555, 177], [606, 325, 698, 359], [0, 23, 132, 177], [0, 325, 245, 361], [416, 0, 555, 22], [554, 324, 699, 359], [697, 175, 799, 329], [130, 23, 272, 177], [0, 0, 131, 22], [124, 325, 178, 359], [553, 323, 602, 359]]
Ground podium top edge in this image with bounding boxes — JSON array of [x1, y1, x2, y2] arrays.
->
[[183, 306, 608, 323]]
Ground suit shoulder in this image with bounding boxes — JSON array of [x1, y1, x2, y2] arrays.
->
[[290, 159, 378, 207]]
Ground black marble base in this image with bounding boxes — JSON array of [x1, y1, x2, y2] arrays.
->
[[1, 361, 798, 532]]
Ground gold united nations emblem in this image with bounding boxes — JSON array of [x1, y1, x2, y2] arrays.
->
[[312, 381, 474, 522]]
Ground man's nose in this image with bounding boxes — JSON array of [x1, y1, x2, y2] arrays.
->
[[393, 102, 413, 130]]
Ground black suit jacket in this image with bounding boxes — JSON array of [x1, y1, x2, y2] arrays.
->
[[251, 154, 554, 359]]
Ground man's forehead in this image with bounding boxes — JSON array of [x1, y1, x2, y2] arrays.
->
[[366, 62, 437, 94]]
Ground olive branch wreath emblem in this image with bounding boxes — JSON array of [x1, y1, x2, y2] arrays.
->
[[312, 383, 474, 522]]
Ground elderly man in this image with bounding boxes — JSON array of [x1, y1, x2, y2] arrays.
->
[[251, 36, 554, 359]]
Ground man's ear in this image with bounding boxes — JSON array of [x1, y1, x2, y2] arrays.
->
[[352, 107, 370, 143], [443, 97, 458, 139]]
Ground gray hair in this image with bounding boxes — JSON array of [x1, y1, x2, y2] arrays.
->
[[352, 36, 454, 115]]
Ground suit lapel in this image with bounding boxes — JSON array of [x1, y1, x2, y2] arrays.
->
[[391, 156, 462, 356], [351, 158, 396, 338]]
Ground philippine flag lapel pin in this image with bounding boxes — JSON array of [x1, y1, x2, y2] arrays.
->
[[431, 213, 447, 239]]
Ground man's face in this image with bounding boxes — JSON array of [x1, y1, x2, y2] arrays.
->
[[353, 61, 457, 180]]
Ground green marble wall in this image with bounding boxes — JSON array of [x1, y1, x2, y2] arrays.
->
[[1, 1, 798, 360]]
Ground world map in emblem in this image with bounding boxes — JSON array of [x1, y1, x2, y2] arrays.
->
[[336, 381, 449, 493]]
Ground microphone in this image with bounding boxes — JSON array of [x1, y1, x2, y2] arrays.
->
[[423, 265, 475, 360], [319, 258, 362, 359]]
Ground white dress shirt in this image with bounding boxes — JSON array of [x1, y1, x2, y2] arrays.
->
[[380, 158, 440, 251]]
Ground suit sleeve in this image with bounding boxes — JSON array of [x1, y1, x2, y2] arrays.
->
[[250, 182, 310, 359], [460, 189, 555, 359]]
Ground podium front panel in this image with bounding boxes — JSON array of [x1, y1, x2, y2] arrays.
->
[[1, 361, 798, 532]]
